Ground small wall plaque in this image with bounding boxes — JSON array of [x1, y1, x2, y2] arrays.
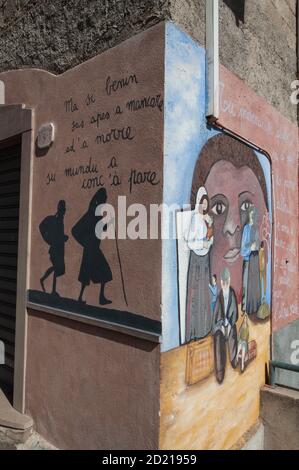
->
[[37, 122, 55, 149]]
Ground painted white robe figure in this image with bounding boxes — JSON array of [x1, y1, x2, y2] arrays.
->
[[185, 187, 214, 342]]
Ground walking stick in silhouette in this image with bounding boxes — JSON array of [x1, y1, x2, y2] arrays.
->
[[114, 225, 128, 306]]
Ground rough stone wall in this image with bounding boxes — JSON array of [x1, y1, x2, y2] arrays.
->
[[0, 1, 297, 122], [0, 0, 171, 72], [170, 0, 298, 124]]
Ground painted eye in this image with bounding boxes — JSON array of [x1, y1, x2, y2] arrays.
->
[[212, 202, 226, 215], [240, 200, 252, 212]]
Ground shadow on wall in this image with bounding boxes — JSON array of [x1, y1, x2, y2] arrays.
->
[[223, 0, 246, 27]]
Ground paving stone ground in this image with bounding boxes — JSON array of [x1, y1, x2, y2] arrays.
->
[[0, 427, 56, 450]]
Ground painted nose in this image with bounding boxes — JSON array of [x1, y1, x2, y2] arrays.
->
[[223, 203, 241, 236]]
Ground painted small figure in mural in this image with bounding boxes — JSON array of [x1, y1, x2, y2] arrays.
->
[[241, 205, 261, 315], [184, 187, 214, 342], [257, 239, 270, 320], [39, 200, 68, 296], [209, 274, 218, 314], [212, 268, 238, 384], [72, 188, 113, 306], [237, 313, 250, 373], [259, 241, 267, 303]]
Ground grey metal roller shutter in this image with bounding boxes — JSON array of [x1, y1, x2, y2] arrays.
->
[[0, 142, 21, 394]]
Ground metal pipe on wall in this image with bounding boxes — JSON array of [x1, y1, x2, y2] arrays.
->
[[206, 0, 219, 120]]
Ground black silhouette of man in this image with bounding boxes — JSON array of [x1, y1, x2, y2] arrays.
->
[[40, 200, 68, 296]]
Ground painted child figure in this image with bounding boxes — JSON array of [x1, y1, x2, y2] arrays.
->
[[259, 241, 267, 302], [237, 314, 250, 373], [209, 274, 218, 314], [205, 213, 214, 244]]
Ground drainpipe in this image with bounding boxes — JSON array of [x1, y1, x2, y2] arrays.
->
[[206, 0, 219, 122]]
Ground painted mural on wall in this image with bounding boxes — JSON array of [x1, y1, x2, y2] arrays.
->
[[217, 52, 298, 394], [160, 23, 273, 450], [176, 134, 271, 384]]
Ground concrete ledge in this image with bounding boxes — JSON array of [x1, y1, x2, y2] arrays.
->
[[261, 385, 299, 450], [0, 389, 33, 431], [0, 388, 34, 449], [0, 426, 32, 450]]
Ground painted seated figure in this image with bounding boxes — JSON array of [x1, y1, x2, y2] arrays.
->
[[212, 268, 238, 384]]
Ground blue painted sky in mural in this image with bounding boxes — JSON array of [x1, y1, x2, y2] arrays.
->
[[162, 23, 217, 352]]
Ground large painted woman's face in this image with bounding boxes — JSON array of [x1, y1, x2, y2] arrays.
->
[[205, 160, 267, 298]]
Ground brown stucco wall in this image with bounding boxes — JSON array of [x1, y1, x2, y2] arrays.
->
[[0, 1, 297, 123], [0, 23, 164, 319], [26, 309, 160, 450], [0, 23, 164, 449]]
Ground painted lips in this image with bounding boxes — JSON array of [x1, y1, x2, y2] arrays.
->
[[224, 248, 240, 262]]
